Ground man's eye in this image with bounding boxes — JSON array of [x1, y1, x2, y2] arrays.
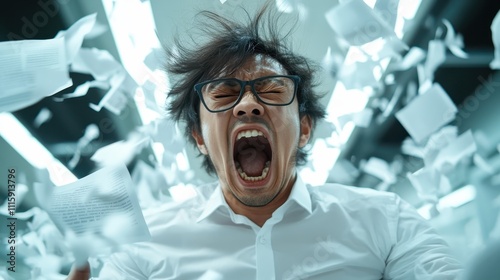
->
[[214, 94, 237, 98], [212, 91, 239, 98], [259, 90, 281, 94], [258, 87, 285, 94]]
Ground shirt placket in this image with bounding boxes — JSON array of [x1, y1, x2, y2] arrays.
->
[[255, 222, 276, 280]]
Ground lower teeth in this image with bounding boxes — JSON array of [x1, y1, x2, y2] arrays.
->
[[236, 161, 271, 182]]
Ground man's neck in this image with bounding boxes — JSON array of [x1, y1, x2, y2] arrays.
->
[[222, 176, 296, 227]]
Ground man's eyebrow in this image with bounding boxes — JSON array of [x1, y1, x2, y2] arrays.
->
[[256, 77, 286, 85]]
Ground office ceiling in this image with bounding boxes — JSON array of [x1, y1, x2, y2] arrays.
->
[[1, 0, 499, 201]]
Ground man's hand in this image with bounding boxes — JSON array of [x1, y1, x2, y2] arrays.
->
[[66, 262, 90, 280]]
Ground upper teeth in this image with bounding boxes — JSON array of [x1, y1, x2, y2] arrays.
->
[[236, 129, 265, 140]]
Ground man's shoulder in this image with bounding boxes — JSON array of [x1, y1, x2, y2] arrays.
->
[[308, 183, 399, 208]]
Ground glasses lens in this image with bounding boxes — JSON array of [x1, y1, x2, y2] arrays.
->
[[200, 76, 296, 111], [201, 79, 242, 111], [253, 76, 295, 105]]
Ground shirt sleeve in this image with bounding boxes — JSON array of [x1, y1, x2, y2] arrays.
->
[[383, 195, 464, 280]]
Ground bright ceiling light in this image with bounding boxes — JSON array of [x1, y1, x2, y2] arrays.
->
[[102, 0, 165, 87], [394, 0, 423, 38], [0, 113, 77, 186], [398, 0, 422, 20]]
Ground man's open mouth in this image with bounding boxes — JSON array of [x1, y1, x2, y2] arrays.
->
[[233, 129, 272, 182]]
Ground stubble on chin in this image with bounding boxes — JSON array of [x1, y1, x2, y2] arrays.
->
[[232, 189, 278, 207]]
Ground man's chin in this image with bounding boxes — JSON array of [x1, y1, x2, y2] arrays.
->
[[232, 191, 277, 207]]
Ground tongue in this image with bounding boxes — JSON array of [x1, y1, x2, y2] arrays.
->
[[237, 148, 267, 177]]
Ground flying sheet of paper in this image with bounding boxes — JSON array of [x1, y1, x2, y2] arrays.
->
[[322, 46, 345, 77], [71, 48, 123, 81], [403, 80, 418, 105], [33, 108, 53, 128], [143, 48, 165, 71], [0, 13, 97, 113], [371, 96, 389, 112], [338, 60, 379, 89], [56, 13, 97, 64], [395, 83, 457, 143], [422, 125, 458, 166], [362, 157, 397, 184], [91, 133, 149, 167], [53, 80, 109, 102], [0, 38, 72, 113], [89, 71, 128, 115], [169, 183, 198, 203], [373, 0, 400, 31], [416, 64, 432, 94], [352, 108, 374, 128], [432, 130, 477, 172], [389, 47, 426, 71], [138, 79, 165, 114], [491, 10, 500, 69], [423, 40, 446, 84], [407, 167, 440, 203], [359, 37, 407, 62], [21, 208, 75, 273], [381, 85, 404, 119], [21, 210, 70, 276], [310, 139, 340, 173], [329, 159, 360, 185], [375, 36, 408, 60], [131, 160, 171, 208], [338, 108, 374, 128], [471, 130, 493, 155], [442, 19, 468, 59], [46, 164, 150, 244], [401, 137, 425, 158], [325, 0, 396, 46], [26, 255, 67, 280], [68, 124, 100, 169], [473, 154, 495, 175], [151, 118, 187, 155]]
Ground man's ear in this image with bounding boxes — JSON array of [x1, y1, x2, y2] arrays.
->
[[191, 129, 208, 155], [299, 115, 312, 148]]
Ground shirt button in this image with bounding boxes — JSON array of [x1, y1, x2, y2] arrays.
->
[[259, 237, 267, 244]]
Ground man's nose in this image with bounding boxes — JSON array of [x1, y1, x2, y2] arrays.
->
[[233, 88, 265, 117]]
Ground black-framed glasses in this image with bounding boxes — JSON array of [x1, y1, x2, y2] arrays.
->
[[194, 75, 300, 113]]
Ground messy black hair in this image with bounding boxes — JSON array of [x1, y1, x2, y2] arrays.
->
[[165, 2, 326, 175]]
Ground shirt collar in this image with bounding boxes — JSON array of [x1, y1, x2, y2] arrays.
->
[[196, 174, 312, 223], [285, 175, 312, 215], [196, 183, 228, 223]]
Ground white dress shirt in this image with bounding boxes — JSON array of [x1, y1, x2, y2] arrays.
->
[[98, 176, 462, 279]]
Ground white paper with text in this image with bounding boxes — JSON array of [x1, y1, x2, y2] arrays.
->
[[46, 164, 150, 244]]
